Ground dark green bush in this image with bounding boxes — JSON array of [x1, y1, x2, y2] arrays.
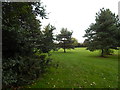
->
[[104, 49, 114, 55], [2, 54, 52, 88], [2, 2, 54, 89]]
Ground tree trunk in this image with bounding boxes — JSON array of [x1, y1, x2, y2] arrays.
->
[[64, 48, 66, 53], [63, 39, 66, 53], [101, 49, 104, 57]]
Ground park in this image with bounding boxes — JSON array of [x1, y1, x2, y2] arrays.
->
[[28, 48, 118, 88], [2, 1, 120, 89]]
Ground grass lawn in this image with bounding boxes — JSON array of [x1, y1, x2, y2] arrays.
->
[[27, 48, 118, 88]]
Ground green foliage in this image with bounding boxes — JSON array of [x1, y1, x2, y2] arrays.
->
[[2, 2, 47, 58], [76, 43, 86, 47], [56, 28, 74, 53], [84, 8, 120, 56], [39, 24, 56, 53], [2, 2, 53, 89], [2, 54, 52, 88], [104, 49, 114, 55], [71, 37, 78, 47]]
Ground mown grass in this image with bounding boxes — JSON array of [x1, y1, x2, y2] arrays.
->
[[27, 48, 118, 88]]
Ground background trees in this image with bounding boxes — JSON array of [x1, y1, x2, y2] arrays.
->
[[56, 28, 74, 53], [84, 8, 119, 56], [71, 37, 78, 47]]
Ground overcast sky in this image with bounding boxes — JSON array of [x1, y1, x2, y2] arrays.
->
[[38, 0, 119, 43]]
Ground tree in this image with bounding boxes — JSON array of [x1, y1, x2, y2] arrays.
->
[[2, 2, 47, 58], [56, 28, 74, 53], [39, 24, 56, 53], [84, 8, 119, 57], [71, 37, 78, 47], [2, 2, 53, 88], [83, 39, 88, 47]]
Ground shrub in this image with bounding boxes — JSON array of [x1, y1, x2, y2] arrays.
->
[[2, 54, 52, 88], [104, 49, 114, 55]]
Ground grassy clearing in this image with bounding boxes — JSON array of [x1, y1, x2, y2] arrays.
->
[[28, 48, 118, 88]]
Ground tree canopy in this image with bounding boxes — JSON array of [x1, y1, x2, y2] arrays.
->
[[56, 28, 74, 53], [40, 24, 56, 53], [84, 8, 120, 56], [2, 2, 47, 58], [2, 2, 53, 88], [71, 37, 78, 47]]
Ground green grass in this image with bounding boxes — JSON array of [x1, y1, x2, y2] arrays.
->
[[27, 48, 118, 88]]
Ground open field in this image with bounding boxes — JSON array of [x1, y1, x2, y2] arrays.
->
[[28, 48, 118, 88]]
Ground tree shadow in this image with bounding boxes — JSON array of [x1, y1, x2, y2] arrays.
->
[[88, 54, 118, 61], [53, 51, 74, 54]]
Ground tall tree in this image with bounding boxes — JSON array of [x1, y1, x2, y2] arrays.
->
[[2, 2, 53, 88], [2, 2, 47, 58], [84, 8, 119, 57], [39, 24, 56, 53], [56, 28, 74, 53]]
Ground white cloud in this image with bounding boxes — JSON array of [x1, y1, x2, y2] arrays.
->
[[39, 0, 119, 43]]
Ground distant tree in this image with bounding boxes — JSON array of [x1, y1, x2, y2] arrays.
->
[[83, 39, 89, 47], [84, 8, 119, 57], [56, 28, 74, 53], [39, 24, 56, 53], [71, 37, 78, 47], [76, 43, 85, 47]]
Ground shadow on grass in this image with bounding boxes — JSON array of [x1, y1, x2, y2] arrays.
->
[[88, 54, 118, 61], [52, 51, 74, 54]]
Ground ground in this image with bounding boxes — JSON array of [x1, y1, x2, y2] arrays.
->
[[27, 48, 118, 88]]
